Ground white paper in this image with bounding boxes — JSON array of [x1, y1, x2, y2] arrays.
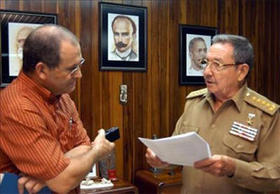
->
[[139, 132, 211, 166], [80, 178, 113, 190], [86, 163, 97, 178]]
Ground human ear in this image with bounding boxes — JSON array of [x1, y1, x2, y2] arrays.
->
[[237, 64, 249, 82], [35, 62, 49, 80]]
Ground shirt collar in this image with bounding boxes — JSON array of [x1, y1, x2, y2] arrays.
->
[[204, 83, 248, 112], [231, 83, 248, 112], [116, 47, 132, 59], [19, 71, 59, 104], [205, 91, 215, 110]]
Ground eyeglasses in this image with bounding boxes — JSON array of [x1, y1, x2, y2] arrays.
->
[[201, 59, 239, 72], [68, 58, 85, 76]]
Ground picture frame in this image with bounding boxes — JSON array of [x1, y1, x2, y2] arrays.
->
[[179, 25, 217, 85], [0, 10, 57, 87], [99, 2, 147, 71]]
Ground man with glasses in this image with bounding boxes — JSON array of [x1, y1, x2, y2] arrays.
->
[[146, 34, 280, 193], [0, 25, 115, 194]]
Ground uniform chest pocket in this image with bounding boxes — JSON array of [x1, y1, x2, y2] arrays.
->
[[223, 134, 257, 162]]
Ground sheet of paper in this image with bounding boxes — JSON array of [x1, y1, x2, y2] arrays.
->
[[139, 132, 211, 166]]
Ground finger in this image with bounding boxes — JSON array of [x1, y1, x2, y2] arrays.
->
[[24, 179, 38, 193], [18, 176, 30, 194], [98, 129, 105, 135], [149, 149, 156, 157], [146, 148, 156, 158], [146, 153, 169, 168], [199, 161, 225, 177], [109, 142, 115, 148], [31, 182, 46, 193], [195, 154, 223, 168], [145, 152, 150, 159], [194, 158, 215, 168]]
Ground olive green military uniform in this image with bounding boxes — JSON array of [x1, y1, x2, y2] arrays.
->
[[173, 85, 280, 194]]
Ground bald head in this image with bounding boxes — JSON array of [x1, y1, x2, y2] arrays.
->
[[111, 15, 136, 53], [189, 37, 207, 68], [23, 24, 80, 73]]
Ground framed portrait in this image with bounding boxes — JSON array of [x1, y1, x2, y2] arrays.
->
[[99, 2, 147, 71], [0, 10, 57, 87], [179, 25, 217, 85]]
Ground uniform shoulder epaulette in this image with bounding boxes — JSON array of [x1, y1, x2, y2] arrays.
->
[[186, 88, 208, 99], [244, 89, 280, 116]]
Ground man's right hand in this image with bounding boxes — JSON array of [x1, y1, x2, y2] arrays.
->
[[45, 129, 115, 193], [145, 148, 169, 168], [91, 129, 115, 160]]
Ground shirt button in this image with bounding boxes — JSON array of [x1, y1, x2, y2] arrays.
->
[[211, 124, 216, 128]]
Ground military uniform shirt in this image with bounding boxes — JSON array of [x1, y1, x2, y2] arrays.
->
[[173, 84, 280, 194]]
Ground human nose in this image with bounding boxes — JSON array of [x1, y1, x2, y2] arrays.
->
[[116, 35, 121, 41], [119, 35, 125, 42], [203, 63, 212, 76]]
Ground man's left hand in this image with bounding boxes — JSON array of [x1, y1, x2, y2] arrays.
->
[[194, 155, 235, 177], [18, 175, 46, 194]]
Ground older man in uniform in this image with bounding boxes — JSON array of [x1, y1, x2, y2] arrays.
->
[[146, 34, 280, 193]]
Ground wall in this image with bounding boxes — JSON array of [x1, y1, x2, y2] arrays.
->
[[1, 0, 279, 183]]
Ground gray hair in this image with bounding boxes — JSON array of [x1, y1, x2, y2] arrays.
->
[[212, 34, 254, 71]]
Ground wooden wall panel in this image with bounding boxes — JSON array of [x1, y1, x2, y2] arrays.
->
[[218, 0, 240, 34], [240, 0, 280, 102], [272, 1, 280, 102], [1, 0, 279, 186], [79, 0, 93, 139]]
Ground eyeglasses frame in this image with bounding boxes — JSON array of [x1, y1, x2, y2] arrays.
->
[[68, 58, 85, 76], [201, 59, 241, 72]]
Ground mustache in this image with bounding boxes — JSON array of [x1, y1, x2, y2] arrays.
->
[[116, 42, 128, 48]]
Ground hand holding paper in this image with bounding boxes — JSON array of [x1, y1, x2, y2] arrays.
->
[[145, 148, 169, 168], [139, 132, 211, 166]]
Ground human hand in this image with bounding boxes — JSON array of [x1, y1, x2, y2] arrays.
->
[[194, 154, 235, 177], [91, 129, 115, 160], [145, 148, 169, 168], [18, 175, 46, 194]]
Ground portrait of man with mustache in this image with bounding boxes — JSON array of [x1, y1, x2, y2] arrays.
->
[[109, 15, 138, 61]]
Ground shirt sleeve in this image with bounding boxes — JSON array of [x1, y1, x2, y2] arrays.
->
[[229, 111, 280, 192], [0, 99, 70, 181]]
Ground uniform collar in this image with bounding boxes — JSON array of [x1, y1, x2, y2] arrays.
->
[[231, 83, 248, 112], [204, 83, 248, 112], [205, 92, 215, 111], [19, 71, 59, 104]]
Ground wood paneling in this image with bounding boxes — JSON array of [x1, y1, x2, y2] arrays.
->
[[1, 0, 279, 186]]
